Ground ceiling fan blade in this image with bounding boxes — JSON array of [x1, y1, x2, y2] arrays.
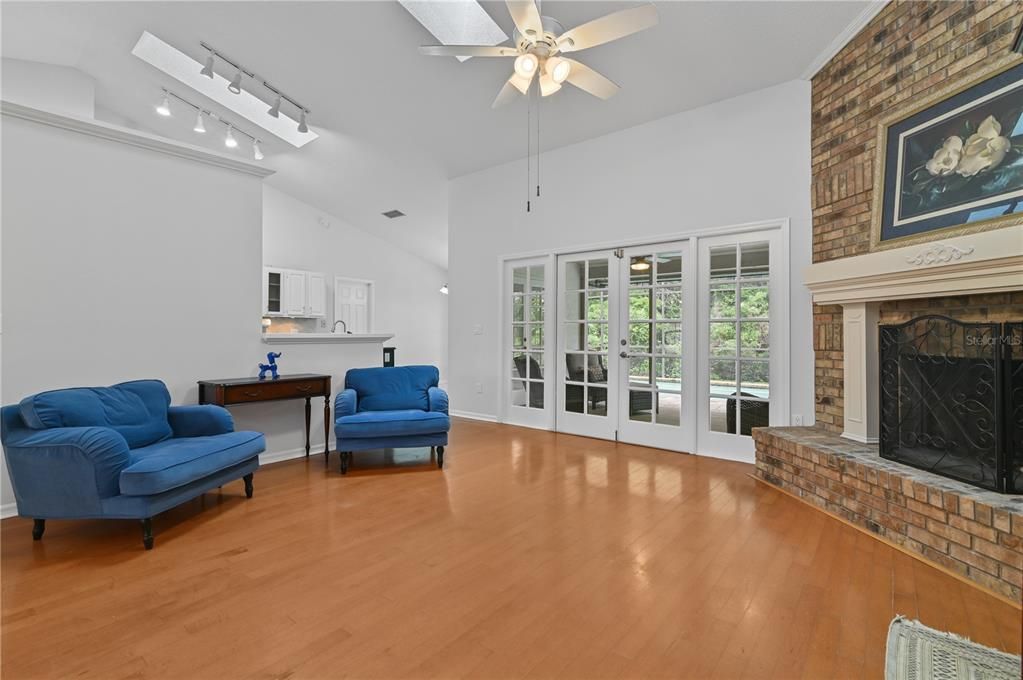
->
[[506, 0, 543, 41], [539, 72, 561, 97], [492, 71, 535, 108], [419, 44, 518, 57], [556, 4, 658, 53], [563, 59, 620, 99]]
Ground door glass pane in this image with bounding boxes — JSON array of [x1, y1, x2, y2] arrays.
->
[[528, 324, 544, 350], [740, 242, 769, 279], [513, 266, 527, 293], [564, 323, 584, 351], [710, 322, 736, 357], [655, 322, 682, 354], [565, 383, 584, 413], [267, 272, 282, 312], [740, 360, 770, 399], [564, 293, 585, 320], [629, 322, 651, 353], [565, 353, 587, 382], [586, 355, 608, 384], [529, 265, 545, 292], [587, 387, 608, 416], [512, 353, 528, 380], [709, 286, 736, 319], [630, 288, 652, 320], [587, 323, 607, 352], [739, 283, 769, 318], [655, 252, 682, 284], [739, 322, 770, 358], [587, 291, 608, 320], [710, 246, 737, 280], [527, 352, 544, 379], [739, 400, 769, 434], [511, 380, 527, 407], [528, 382, 545, 409], [629, 257, 653, 286], [512, 324, 526, 349], [629, 390, 653, 422], [655, 392, 681, 426], [512, 294, 525, 322], [655, 358, 681, 392], [565, 261, 585, 290], [628, 357, 652, 388], [587, 259, 609, 289], [655, 289, 682, 320], [529, 295, 544, 322]]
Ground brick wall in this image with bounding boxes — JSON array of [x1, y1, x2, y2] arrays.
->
[[810, 1, 1023, 431], [754, 427, 1023, 601]]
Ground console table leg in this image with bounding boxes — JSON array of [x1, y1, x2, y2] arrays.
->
[[323, 396, 330, 457], [304, 397, 311, 456]]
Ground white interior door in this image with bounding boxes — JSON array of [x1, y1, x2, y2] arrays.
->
[[556, 251, 618, 441], [615, 242, 696, 452], [334, 278, 371, 333], [696, 229, 787, 462]]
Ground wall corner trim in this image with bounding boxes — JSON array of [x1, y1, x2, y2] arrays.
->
[[1, 100, 276, 179], [800, 0, 888, 80]]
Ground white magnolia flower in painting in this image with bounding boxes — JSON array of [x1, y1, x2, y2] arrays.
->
[[925, 135, 963, 176], [956, 115, 1011, 177]]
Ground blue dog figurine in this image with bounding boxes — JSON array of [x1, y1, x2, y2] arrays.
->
[[258, 352, 282, 380]]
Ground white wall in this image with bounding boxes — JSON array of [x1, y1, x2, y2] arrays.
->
[[1, 58, 95, 117], [447, 80, 814, 426], [262, 185, 448, 378]]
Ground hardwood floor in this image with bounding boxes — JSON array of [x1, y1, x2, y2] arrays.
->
[[2, 419, 1020, 679]]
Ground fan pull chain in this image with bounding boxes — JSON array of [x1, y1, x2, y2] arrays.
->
[[526, 77, 532, 213], [536, 86, 541, 198]]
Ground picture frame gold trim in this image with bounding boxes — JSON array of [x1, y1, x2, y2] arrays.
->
[[870, 53, 1023, 251]]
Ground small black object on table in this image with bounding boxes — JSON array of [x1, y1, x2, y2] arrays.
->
[[198, 374, 332, 460]]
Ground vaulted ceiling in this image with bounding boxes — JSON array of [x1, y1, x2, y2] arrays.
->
[[1, 1, 875, 267]]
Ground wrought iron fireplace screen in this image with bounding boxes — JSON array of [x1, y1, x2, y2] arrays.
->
[[879, 315, 1021, 494]]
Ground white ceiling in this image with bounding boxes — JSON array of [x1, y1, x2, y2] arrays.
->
[[1, 1, 873, 268]]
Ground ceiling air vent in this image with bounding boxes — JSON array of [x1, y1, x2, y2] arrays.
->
[[382, 209, 406, 219]]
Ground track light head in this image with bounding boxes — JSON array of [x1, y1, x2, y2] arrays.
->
[[228, 70, 243, 94], [200, 53, 215, 78], [253, 139, 264, 161], [193, 111, 206, 133], [297, 110, 309, 134], [224, 125, 238, 148], [155, 93, 171, 116], [268, 95, 281, 118]]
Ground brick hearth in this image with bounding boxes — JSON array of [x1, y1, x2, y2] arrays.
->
[[754, 426, 1023, 602]]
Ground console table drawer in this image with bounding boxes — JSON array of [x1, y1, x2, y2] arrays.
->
[[222, 379, 327, 403]]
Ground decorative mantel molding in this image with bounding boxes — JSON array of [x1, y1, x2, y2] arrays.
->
[[904, 244, 974, 267], [1, 100, 275, 179], [804, 226, 1023, 305]]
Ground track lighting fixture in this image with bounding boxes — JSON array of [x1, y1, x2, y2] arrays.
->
[[153, 88, 265, 160], [200, 53, 215, 78], [228, 69, 243, 94], [155, 93, 171, 116], [298, 110, 309, 134], [268, 95, 281, 118]]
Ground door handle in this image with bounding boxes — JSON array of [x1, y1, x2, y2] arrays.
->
[[619, 351, 630, 359]]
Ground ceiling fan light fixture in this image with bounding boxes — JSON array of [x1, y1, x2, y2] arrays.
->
[[547, 56, 571, 84], [630, 259, 651, 271], [514, 53, 538, 78]]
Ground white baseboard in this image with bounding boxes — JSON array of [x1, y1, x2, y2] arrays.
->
[[1, 501, 18, 520], [450, 409, 497, 423]]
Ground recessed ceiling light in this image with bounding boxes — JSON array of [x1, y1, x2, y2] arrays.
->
[[131, 31, 318, 148], [382, 210, 406, 219]]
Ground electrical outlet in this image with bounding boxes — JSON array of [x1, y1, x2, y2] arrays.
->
[[475, 382, 483, 394], [792, 415, 804, 426], [319, 319, 326, 329]]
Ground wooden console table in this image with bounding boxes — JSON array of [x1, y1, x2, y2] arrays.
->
[[198, 374, 331, 458]]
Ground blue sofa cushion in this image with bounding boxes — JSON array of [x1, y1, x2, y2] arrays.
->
[[19, 380, 172, 449], [336, 410, 450, 438], [119, 431, 264, 496], [345, 366, 439, 412]]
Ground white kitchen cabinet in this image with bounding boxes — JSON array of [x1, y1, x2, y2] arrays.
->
[[263, 267, 327, 318]]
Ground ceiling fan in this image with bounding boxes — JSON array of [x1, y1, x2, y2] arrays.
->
[[419, 1, 659, 108]]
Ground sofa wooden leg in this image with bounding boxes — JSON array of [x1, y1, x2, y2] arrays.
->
[[437, 446, 445, 469], [340, 452, 349, 475], [243, 473, 254, 499], [32, 519, 45, 541], [141, 518, 154, 550]]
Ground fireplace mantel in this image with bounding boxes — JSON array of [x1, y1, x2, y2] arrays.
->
[[803, 225, 1023, 443]]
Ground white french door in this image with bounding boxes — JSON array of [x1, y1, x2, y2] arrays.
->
[[502, 256, 555, 429]]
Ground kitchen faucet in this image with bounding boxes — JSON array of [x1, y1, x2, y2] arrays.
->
[[332, 320, 350, 334]]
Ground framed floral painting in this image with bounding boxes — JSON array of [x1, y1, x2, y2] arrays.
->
[[871, 54, 1023, 249]]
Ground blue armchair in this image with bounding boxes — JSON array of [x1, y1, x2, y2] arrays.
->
[[334, 365, 449, 474], [1, 380, 265, 549]]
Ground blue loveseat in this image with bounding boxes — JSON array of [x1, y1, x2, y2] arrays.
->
[[334, 365, 449, 474], [1, 380, 264, 549]]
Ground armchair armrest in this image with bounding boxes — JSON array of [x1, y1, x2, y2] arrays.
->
[[335, 389, 358, 418], [428, 387, 449, 414], [168, 405, 234, 438], [2, 426, 131, 512]]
